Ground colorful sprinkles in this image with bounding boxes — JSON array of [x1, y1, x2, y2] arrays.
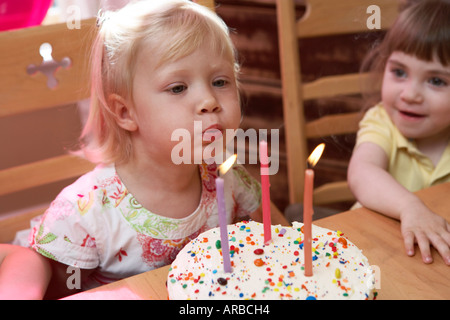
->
[[167, 221, 375, 300]]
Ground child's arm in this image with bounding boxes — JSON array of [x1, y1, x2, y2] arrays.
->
[[348, 142, 450, 265], [0, 244, 96, 299], [0, 244, 51, 299]]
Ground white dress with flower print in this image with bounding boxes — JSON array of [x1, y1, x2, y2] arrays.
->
[[28, 162, 261, 290]]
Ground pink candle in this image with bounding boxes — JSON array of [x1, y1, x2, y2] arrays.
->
[[303, 169, 314, 277], [259, 140, 272, 244], [303, 143, 325, 277]]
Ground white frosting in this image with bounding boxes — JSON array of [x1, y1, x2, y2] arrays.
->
[[167, 221, 375, 300]]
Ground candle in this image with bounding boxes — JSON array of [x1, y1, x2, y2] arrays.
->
[[216, 176, 231, 273], [259, 140, 272, 244], [303, 143, 325, 277], [216, 154, 237, 273], [303, 169, 314, 277]]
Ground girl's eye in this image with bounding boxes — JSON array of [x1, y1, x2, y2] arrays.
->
[[429, 77, 447, 87], [213, 79, 228, 87], [169, 85, 187, 94], [391, 68, 406, 79]]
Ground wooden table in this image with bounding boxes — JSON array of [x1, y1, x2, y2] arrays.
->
[[64, 183, 450, 300]]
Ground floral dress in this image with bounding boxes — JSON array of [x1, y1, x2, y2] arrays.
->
[[28, 162, 261, 290]]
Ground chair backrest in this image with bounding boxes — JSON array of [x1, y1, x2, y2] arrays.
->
[[0, 0, 215, 243], [0, 18, 97, 243], [194, 0, 215, 10], [276, 0, 399, 206]]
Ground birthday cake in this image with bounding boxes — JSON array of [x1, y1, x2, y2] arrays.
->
[[167, 221, 376, 300]]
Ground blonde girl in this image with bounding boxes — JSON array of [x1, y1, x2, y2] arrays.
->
[[0, 0, 287, 299]]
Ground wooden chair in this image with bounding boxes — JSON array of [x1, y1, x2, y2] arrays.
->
[[276, 0, 399, 207], [0, 0, 215, 244], [194, 0, 215, 10], [0, 18, 97, 243]]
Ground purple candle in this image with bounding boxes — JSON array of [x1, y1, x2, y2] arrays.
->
[[215, 155, 237, 273], [216, 176, 231, 273]]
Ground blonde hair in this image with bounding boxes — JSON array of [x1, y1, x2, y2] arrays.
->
[[80, 0, 239, 164], [361, 0, 450, 109]]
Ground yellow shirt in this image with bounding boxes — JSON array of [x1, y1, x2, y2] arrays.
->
[[356, 104, 450, 192]]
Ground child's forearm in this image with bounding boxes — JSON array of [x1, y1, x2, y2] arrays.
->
[[348, 147, 422, 220], [350, 166, 410, 219], [348, 143, 450, 265], [0, 244, 51, 300]]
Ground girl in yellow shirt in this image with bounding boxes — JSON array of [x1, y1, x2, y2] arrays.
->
[[348, 0, 450, 266]]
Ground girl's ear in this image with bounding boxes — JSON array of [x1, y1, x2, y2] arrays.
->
[[109, 94, 138, 132]]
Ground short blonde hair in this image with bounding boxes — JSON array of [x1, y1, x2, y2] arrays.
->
[[79, 0, 239, 164]]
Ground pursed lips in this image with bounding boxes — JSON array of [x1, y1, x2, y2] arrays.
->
[[202, 124, 223, 142]]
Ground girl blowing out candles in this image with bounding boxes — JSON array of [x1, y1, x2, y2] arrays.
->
[[0, 0, 287, 299]]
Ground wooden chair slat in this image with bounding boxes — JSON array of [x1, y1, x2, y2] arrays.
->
[[0, 155, 95, 197]]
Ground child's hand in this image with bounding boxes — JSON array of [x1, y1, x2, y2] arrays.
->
[[400, 205, 450, 265]]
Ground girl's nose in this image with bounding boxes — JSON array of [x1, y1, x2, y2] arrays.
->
[[197, 91, 221, 113], [400, 81, 423, 104]]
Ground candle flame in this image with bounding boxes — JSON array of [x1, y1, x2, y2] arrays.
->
[[307, 143, 325, 168], [219, 154, 237, 176]]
